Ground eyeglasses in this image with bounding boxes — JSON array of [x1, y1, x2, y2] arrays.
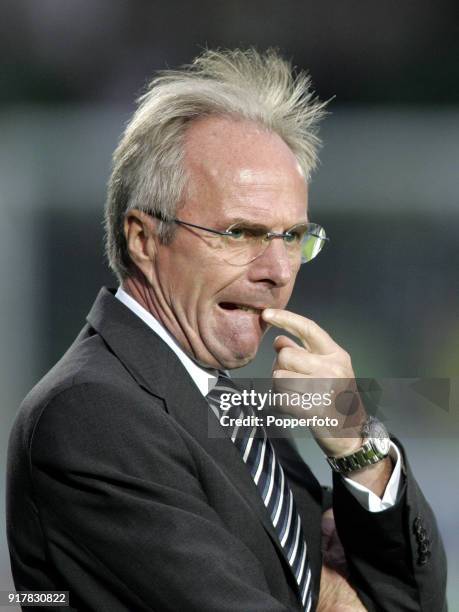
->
[[153, 215, 329, 266]]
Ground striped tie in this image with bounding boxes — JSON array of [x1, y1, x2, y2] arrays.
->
[[207, 374, 313, 611]]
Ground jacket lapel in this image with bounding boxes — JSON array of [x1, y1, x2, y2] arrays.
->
[[86, 287, 295, 571]]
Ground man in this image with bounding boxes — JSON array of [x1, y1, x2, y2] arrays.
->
[[7, 49, 446, 611]]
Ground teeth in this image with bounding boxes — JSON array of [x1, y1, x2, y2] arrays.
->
[[238, 305, 260, 313]]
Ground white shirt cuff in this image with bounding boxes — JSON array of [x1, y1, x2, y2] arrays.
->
[[341, 442, 403, 512]]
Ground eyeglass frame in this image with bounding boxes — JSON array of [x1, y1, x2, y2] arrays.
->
[[149, 213, 329, 264]]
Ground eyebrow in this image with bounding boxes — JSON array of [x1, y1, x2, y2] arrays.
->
[[226, 218, 309, 231]]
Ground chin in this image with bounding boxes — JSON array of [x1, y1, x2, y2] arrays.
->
[[203, 319, 263, 369], [216, 342, 259, 370], [221, 355, 254, 370]]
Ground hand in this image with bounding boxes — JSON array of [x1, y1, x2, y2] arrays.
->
[[321, 509, 348, 578], [319, 509, 367, 611], [261, 308, 367, 457], [318, 565, 367, 612]]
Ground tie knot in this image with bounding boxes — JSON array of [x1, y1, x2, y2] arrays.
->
[[216, 371, 236, 387], [206, 375, 261, 424], [207, 373, 240, 407]]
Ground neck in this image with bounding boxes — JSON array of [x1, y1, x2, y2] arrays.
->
[[121, 271, 204, 365], [122, 272, 160, 319]]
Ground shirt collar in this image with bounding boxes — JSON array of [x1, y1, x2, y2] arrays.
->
[[115, 287, 220, 397]]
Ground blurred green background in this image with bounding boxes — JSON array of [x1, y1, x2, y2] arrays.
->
[[1, 0, 458, 608]]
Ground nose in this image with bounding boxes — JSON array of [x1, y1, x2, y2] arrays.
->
[[248, 237, 295, 287]]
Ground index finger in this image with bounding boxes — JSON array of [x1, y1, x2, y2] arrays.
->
[[262, 308, 338, 354]]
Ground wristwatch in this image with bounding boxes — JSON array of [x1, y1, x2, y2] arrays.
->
[[326, 416, 391, 474]]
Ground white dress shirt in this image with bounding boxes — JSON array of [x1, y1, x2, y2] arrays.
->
[[115, 286, 403, 512]]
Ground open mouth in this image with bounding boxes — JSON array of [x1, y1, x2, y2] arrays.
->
[[219, 302, 263, 315]]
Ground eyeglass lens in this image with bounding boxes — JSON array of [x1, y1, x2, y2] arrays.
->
[[217, 224, 327, 266]]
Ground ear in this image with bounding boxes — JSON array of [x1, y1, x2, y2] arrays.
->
[[124, 210, 157, 280]]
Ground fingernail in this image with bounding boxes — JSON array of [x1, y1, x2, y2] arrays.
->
[[273, 370, 280, 378], [263, 309, 274, 320]]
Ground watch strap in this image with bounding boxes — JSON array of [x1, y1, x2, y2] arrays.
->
[[327, 439, 388, 474]]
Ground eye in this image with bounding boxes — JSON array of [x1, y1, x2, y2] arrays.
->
[[227, 227, 246, 240], [284, 229, 302, 244], [227, 226, 263, 240]]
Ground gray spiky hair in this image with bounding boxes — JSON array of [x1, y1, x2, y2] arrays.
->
[[105, 48, 327, 280]]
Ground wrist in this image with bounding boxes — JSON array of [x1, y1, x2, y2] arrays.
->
[[328, 437, 364, 459], [326, 417, 391, 475]]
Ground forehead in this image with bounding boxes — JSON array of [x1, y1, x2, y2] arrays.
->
[[182, 116, 308, 225]]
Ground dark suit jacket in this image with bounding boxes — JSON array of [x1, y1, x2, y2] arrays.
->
[[7, 288, 447, 611]]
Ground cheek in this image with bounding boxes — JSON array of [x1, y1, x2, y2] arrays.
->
[[277, 278, 297, 309], [175, 269, 223, 324], [159, 248, 209, 297]]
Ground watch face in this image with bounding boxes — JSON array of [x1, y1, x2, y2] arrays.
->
[[373, 435, 390, 455], [368, 419, 390, 455]]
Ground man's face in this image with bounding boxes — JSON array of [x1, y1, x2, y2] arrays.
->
[[151, 116, 308, 369]]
